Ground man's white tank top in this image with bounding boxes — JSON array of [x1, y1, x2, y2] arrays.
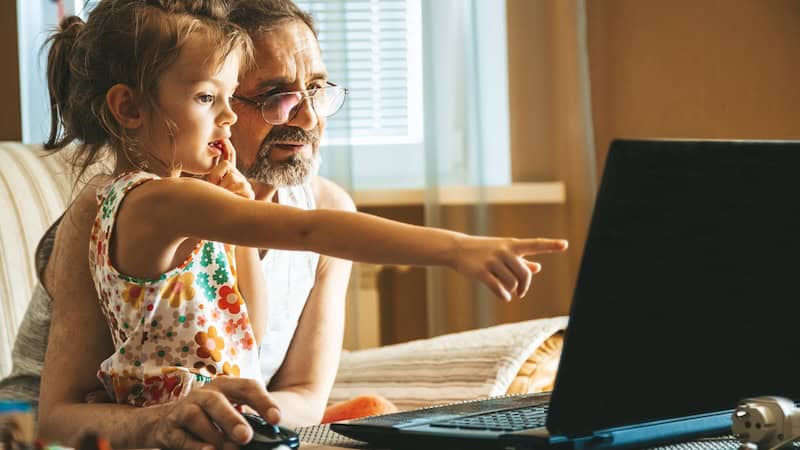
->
[[258, 183, 320, 387]]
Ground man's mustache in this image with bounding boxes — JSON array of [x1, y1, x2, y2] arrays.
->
[[263, 125, 320, 147]]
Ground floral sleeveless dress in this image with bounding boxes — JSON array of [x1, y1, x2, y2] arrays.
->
[[89, 171, 260, 406]]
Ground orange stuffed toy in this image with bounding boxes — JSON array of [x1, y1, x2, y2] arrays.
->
[[322, 395, 399, 423]]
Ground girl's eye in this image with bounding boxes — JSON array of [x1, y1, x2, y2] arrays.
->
[[198, 94, 214, 103]]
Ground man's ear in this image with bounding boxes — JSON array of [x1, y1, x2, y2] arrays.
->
[[106, 84, 144, 129]]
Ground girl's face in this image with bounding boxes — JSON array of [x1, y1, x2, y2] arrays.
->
[[143, 33, 241, 176]]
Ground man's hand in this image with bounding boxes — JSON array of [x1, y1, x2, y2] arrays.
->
[[151, 377, 281, 450], [206, 139, 255, 200], [452, 237, 568, 301]]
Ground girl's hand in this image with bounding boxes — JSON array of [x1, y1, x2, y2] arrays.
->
[[206, 139, 254, 200], [452, 236, 568, 301]]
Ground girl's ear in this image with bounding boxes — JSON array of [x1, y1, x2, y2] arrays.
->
[[106, 84, 144, 129]]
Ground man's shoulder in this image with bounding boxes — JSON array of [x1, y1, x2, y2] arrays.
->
[[310, 176, 356, 212], [61, 174, 111, 232]]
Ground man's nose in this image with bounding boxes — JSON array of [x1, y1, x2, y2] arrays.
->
[[287, 97, 318, 131]]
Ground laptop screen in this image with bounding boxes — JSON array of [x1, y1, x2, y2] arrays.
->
[[547, 139, 800, 436]]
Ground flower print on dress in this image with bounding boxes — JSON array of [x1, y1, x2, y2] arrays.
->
[[224, 318, 238, 335], [161, 326, 178, 341], [122, 282, 145, 309], [149, 344, 174, 366], [91, 173, 262, 407], [217, 285, 243, 315], [160, 272, 196, 308], [195, 326, 224, 362], [212, 251, 230, 285], [158, 368, 185, 397], [196, 272, 216, 301], [95, 238, 106, 269], [89, 217, 102, 265], [105, 309, 120, 337], [101, 188, 118, 219], [171, 310, 196, 328], [240, 332, 255, 351], [193, 361, 218, 377], [147, 314, 164, 332], [174, 339, 193, 359], [222, 362, 240, 377], [119, 342, 144, 363], [199, 242, 216, 267]]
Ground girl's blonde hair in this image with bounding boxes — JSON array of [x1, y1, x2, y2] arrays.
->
[[45, 0, 253, 180]]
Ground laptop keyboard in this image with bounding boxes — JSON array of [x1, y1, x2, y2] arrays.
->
[[429, 404, 549, 432], [346, 393, 551, 430]]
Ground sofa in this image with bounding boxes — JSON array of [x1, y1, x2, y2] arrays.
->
[[0, 140, 566, 412]]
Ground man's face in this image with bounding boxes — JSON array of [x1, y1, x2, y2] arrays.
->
[[231, 20, 327, 187]]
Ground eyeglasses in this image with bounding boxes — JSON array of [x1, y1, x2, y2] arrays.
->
[[232, 82, 349, 125]]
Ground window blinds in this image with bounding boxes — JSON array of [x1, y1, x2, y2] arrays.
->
[[296, 0, 415, 143]]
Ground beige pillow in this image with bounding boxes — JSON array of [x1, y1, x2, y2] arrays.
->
[[329, 317, 568, 411]]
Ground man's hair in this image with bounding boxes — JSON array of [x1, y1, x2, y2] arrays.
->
[[228, 0, 317, 38], [45, 0, 253, 181]]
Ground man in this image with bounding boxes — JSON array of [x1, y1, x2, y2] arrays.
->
[[228, 0, 358, 426], [1, 0, 356, 446]]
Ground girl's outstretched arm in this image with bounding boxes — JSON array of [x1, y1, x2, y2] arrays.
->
[[124, 177, 567, 300]]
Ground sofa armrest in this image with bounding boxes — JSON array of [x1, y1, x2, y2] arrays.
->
[[329, 316, 567, 411], [0, 143, 75, 376], [0, 142, 109, 377]]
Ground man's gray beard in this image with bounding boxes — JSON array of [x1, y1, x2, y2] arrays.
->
[[245, 144, 321, 187]]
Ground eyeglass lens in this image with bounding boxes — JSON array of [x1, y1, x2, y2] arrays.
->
[[261, 87, 347, 125]]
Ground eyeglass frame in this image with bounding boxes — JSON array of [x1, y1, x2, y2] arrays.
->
[[231, 81, 349, 126]]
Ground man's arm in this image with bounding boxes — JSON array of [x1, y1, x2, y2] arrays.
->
[[37, 178, 153, 447], [265, 176, 354, 426]]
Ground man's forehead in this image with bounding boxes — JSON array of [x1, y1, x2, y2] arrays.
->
[[246, 21, 326, 89]]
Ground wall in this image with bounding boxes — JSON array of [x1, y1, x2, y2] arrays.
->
[[587, 0, 800, 172], [1, 1, 22, 141], [373, 0, 800, 346], [372, 0, 593, 346]]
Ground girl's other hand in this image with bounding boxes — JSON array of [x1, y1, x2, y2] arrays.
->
[[205, 139, 254, 200], [452, 237, 568, 301]]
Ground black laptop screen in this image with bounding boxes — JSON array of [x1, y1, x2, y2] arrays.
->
[[547, 139, 800, 436]]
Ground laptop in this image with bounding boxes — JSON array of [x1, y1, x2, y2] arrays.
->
[[331, 139, 800, 449]]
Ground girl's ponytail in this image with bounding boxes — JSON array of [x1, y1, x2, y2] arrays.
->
[[40, 0, 249, 184], [45, 15, 85, 150]]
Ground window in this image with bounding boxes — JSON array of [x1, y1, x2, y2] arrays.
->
[[298, 0, 511, 190], [296, 0, 422, 145], [296, 0, 424, 189], [76, 0, 97, 17]]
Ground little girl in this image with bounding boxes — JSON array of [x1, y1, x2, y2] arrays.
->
[[45, 0, 567, 409]]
